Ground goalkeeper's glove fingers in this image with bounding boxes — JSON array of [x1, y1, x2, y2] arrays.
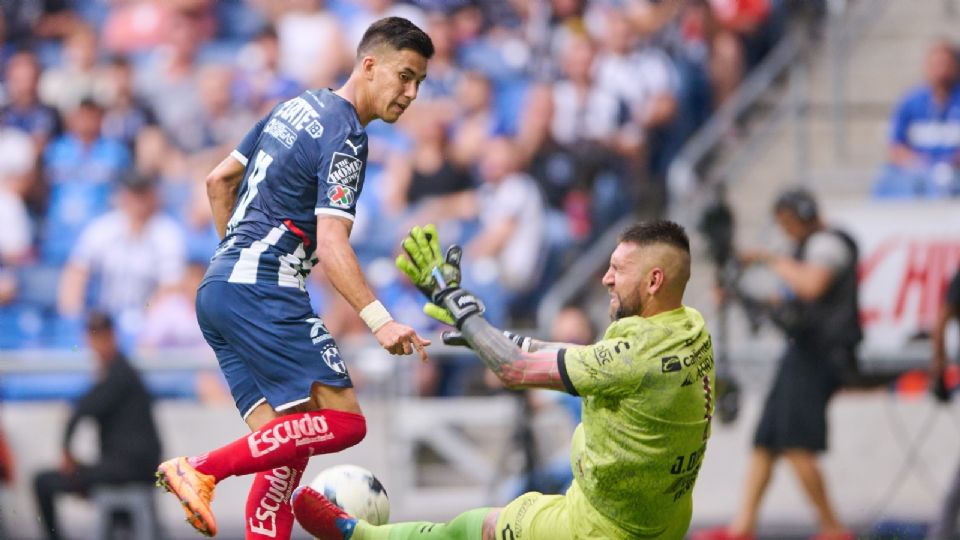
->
[[423, 291, 485, 326], [423, 302, 455, 326], [402, 224, 442, 272], [395, 252, 434, 299], [444, 244, 462, 272], [395, 224, 463, 300], [423, 223, 443, 264], [399, 235, 429, 276]]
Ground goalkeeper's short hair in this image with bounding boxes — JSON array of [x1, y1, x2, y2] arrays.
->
[[619, 220, 690, 254]]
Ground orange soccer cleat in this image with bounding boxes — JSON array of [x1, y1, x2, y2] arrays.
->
[[156, 457, 218, 537]]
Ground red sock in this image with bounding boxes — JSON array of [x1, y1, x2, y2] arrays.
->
[[245, 457, 308, 540], [191, 409, 365, 482]]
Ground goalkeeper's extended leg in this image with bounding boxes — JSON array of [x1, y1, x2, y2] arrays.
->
[[292, 485, 491, 540]]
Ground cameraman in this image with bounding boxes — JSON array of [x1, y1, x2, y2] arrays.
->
[[695, 188, 860, 540]]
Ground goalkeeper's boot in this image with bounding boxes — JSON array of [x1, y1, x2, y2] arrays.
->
[[156, 456, 218, 536], [292, 485, 358, 540]]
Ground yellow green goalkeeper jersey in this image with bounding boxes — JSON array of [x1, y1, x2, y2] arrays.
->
[[558, 306, 714, 539]]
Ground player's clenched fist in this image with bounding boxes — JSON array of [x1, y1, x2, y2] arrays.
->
[[374, 320, 431, 361]]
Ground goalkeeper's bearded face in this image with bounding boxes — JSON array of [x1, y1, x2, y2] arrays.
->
[[602, 242, 646, 321]]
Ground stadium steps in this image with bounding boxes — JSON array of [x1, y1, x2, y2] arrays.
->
[[726, 0, 960, 234]]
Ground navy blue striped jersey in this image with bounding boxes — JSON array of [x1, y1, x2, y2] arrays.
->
[[202, 89, 368, 289]]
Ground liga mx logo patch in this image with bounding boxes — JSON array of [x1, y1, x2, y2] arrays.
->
[[327, 185, 354, 209]]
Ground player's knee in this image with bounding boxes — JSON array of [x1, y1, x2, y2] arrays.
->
[[339, 412, 366, 449], [318, 409, 366, 453], [281, 409, 368, 459]]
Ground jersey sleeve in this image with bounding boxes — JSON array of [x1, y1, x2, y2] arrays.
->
[[231, 108, 273, 166], [314, 132, 368, 221], [805, 232, 851, 273], [558, 337, 647, 398]]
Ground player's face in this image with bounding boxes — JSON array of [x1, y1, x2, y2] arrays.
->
[[370, 48, 428, 123], [602, 242, 645, 320]]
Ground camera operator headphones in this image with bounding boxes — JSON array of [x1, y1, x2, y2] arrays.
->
[[774, 188, 819, 223]]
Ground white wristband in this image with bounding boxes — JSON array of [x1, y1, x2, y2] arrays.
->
[[359, 300, 393, 333]]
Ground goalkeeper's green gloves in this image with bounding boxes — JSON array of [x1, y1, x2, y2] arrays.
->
[[394, 225, 534, 350], [395, 224, 483, 327]]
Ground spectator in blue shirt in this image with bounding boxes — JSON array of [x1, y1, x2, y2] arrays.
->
[[0, 51, 61, 148], [876, 40, 960, 198], [41, 98, 130, 264]]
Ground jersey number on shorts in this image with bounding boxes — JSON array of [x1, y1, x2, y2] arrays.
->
[[227, 150, 274, 235]]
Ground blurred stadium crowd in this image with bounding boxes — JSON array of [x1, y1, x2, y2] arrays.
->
[[0, 0, 800, 359]]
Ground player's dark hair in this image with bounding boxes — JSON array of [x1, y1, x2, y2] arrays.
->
[[619, 220, 690, 253], [357, 17, 434, 60]]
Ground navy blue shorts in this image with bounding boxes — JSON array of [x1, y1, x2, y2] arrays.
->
[[196, 280, 352, 420]]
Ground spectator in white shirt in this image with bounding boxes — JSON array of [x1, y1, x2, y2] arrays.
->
[[550, 33, 638, 157], [0, 127, 35, 306], [469, 137, 546, 296], [594, 10, 678, 139], [0, 128, 35, 264], [58, 172, 186, 338], [276, 0, 351, 88]]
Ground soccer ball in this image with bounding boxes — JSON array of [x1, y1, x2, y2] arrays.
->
[[309, 464, 390, 525]]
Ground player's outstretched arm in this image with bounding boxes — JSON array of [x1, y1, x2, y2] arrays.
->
[[456, 313, 568, 391], [316, 215, 430, 357], [423, 285, 568, 391], [206, 154, 247, 239], [441, 329, 578, 353]]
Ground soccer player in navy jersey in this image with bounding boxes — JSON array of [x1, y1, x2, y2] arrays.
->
[[155, 17, 434, 539]]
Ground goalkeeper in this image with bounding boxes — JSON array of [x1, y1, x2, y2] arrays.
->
[[295, 220, 715, 540]]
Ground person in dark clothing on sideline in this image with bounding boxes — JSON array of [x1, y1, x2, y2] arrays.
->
[[33, 311, 162, 540], [693, 188, 861, 540]]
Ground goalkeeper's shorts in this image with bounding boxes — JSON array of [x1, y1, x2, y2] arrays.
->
[[495, 484, 626, 540], [497, 481, 687, 540]]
